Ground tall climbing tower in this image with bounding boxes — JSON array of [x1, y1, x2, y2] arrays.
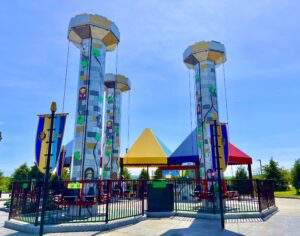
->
[[68, 14, 120, 180], [183, 41, 226, 179], [102, 73, 130, 180]]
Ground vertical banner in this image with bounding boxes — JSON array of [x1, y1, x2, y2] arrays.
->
[[209, 123, 229, 173], [35, 114, 67, 173]]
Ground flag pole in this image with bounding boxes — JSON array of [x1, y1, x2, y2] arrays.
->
[[39, 102, 57, 236]]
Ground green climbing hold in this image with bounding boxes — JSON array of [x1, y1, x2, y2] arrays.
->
[[99, 95, 103, 102], [198, 142, 202, 148], [74, 151, 80, 160], [77, 116, 85, 125], [197, 127, 202, 134], [209, 85, 216, 94], [108, 95, 114, 103], [114, 127, 119, 133], [105, 150, 111, 156], [195, 72, 199, 81], [81, 60, 88, 68], [95, 133, 100, 141], [106, 139, 112, 145], [92, 48, 100, 57]]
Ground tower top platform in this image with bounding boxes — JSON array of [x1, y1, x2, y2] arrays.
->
[[68, 14, 120, 51], [183, 41, 226, 69], [105, 73, 131, 92]]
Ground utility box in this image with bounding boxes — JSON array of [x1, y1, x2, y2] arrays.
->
[[147, 181, 174, 212]]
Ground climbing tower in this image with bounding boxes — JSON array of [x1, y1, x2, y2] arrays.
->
[[102, 73, 130, 180], [68, 14, 120, 180], [183, 41, 226, 179]]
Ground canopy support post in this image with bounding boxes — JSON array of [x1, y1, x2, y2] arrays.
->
[[248, 164, 254, 198]]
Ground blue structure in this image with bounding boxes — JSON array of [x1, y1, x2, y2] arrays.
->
[[168, 129, 199, 165]]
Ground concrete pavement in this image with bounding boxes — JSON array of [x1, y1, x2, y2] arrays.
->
[[1, 198, 300, 235]]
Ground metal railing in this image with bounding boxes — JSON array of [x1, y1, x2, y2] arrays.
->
[[8, 179, 275, 225], [9, 180, 145, 225]]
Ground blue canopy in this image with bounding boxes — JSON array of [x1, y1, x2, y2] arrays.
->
[[63, 140, 73, 166], [168, 128, 199, 165]]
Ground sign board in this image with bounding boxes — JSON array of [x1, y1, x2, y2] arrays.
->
[[67, 182, 82, 189], [22, 183, 29, 189], [152, 181, 167, 188]]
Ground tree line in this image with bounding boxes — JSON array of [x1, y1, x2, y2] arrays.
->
[[1, 158, 300, 195], [234, 158, 300, 193]]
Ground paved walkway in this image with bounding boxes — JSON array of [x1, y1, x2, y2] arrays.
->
[[1, 198, 300, 235]]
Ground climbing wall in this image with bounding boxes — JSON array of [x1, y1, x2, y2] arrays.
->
[[194, 60, 219, 179], [102, 83, 122, 180], [71, 38, 106, 180]]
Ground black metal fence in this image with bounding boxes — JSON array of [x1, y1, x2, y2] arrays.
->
[[8, 179, 275, 225], [9, 180, 145, 225]]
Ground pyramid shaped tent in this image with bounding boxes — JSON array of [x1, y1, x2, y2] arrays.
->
[[123, 128, 171, 166], [168, 128, 252, 165]]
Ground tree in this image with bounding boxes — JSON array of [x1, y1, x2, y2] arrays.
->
[[153, 168, 161, 180], [264, 159, 289, 191], [11, 163, 30, 181], [122, 168, 132, 180], [139, 168, 149, 180], [291, 159, 300, 194], [235, 166, 248, 180], [28, 165, 44, 181], [0, 169, 3, 186]]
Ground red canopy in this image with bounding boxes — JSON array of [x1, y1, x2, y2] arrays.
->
[[229, 143, 252, 165]]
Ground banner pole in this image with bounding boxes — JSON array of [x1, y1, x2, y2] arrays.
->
[[213, 119, 225, 229], [39, 102, 57, 236]]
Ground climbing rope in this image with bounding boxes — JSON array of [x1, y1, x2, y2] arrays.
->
[[188, 69, 194, 154], [222, 63, 230, 136], [62, 41, 70, 113], [127, 90, 131, 152]]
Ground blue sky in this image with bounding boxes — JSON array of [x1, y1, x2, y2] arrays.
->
[[0, 0, 299, 176]]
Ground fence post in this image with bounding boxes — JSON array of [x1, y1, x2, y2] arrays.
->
[[34, 183, 42, 226], [256, 179, 262, 212], [141, 179, 145, 216], [174, 179, 177, 213], [105, 180, 110, 224], [8, 182, 16, 220]]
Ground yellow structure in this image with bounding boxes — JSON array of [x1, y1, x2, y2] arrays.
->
[[123, 128, 171, 166]]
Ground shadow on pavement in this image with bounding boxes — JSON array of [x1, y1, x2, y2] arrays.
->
[[160, 218, 245, 236]]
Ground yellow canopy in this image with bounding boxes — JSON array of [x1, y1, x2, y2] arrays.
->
[[123, 128, 171, 166]]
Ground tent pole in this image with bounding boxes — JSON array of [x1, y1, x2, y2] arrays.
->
[[248, 164, 254, 198], [147, 165, 149, 180]]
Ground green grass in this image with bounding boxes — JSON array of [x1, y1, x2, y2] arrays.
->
[[275, 187, 300, 199]]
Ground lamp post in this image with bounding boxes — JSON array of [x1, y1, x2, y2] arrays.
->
[[39, 102, 56, 236], [257, 159, 262, 176]]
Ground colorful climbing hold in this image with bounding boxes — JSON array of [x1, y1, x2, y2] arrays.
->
[[77, 116, 85, 125], [108, 95, 114, 103], [92, 48, 100, 57], [209, 85, 216, 94], [95, 133, 100, 141], [106, 139, 112, 145], [81, 60, 88, 68], [74, 151, 80, 160]]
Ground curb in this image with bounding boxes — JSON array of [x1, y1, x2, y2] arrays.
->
[[275, 197, 300, 200], [5, 216, 146, 234], [147, 207, 278, 220]]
